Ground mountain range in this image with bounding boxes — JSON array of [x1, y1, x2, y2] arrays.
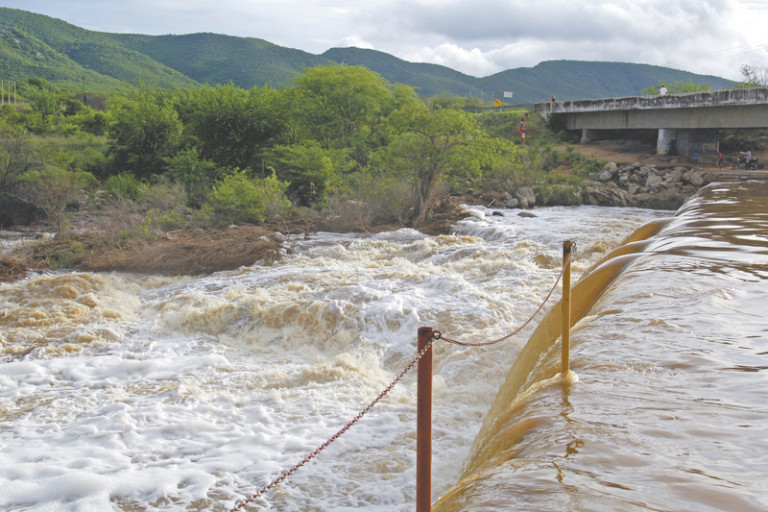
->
[[0, 7, 736, 104]]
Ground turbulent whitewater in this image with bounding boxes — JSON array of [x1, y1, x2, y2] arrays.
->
[[2, 198, 722, 511]]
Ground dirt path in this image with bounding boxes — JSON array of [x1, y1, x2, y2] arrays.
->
[[560, 140, 765, 171]]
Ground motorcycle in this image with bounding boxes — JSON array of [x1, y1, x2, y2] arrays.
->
[[733, 153, 760, 170]]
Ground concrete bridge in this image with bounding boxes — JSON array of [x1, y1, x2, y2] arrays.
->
[[534, 88, 768, 158]]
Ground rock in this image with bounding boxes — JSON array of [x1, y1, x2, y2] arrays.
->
[[492, 211, 504, 217], [516, 186, 536, 208], [0, 195, 43, 228], [518, 211, 537, 218], [682, 170, 704, 187], [599, 162, 618, 181], [663, 169, 683, 187], [580, 185, 630, 206], [597, 169, 614, 182], [630, 189, 688, 210], [618, 171, 630, 185], [645, 174, 663, 192]]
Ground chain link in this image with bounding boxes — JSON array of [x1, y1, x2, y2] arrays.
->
[[228, 248, 574, 509]]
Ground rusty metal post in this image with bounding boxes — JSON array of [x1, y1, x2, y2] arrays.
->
[[562, 241, 573, 375], [417, 327, 433, 512]]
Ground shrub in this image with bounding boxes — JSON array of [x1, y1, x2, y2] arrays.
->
[[325, 172, 418, 229], [18, 167, 96, 235], [47, 240, 87, 268], [205, 170, 290, 224], [104, 172, 140, 200], [533, 183, 582, 206], [136, 179, 187, 212]]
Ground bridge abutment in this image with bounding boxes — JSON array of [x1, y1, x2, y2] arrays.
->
[[656, 129, 676, 155]]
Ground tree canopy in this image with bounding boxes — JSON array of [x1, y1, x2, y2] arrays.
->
[[0, 64, 571, 234]]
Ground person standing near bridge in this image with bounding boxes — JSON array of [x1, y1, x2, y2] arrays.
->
[[520, 118, 527, 144], [717, 151, 724, 170]]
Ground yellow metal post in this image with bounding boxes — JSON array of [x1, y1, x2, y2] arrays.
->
[[562, 241, 573, 375], [417, 327, 433, 512]]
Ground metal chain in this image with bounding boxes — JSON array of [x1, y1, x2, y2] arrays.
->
[[228, 332, 440, 512], [441, 251, 573, 348], [228, 246, 576, 509]]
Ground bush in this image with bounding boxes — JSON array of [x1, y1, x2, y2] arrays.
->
[[18, 167, 96, 235], [46, 240, 87, 268], [136, 179, 187, 212], [532, 183, 582, 206], [325, 172, 418, 229], [204, 170, 290, 224], [105, 172, 141, 200]]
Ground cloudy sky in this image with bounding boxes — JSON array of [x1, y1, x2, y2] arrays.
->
[[3, 0, 768, 81]]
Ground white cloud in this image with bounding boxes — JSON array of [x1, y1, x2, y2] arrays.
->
[[4, 0, 768, 82], [335, 36, 375, 50], [406, 44, 497, 77]]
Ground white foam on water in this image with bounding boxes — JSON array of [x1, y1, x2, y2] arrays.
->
[[0, 205, 666, 511]]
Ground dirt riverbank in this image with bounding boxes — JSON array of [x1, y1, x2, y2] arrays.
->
[[2, 140, 758, 283]]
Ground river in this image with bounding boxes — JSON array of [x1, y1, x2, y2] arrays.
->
[[0, 182, 763, 511], [434, 180, 768, 512]]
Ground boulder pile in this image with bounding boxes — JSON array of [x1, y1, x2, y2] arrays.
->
[[586, 162, 713, 209]]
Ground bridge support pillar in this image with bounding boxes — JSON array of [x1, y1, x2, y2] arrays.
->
[[657, 129, 676, 155], [580, 129, 597, 143]]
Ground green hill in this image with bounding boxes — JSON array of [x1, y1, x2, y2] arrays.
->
[[322, 46, 478, 97], [322, 48, 736, 103], [107, 32, 330, 88], [0, 7, 738, 102], [0, 8, 197, 93], [478, 60, 736, 103]]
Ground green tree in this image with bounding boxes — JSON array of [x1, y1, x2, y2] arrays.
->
[[265, 141, 350, 205], [376, 105, 493, 226], [175, 84, 285, 169], [165, 147, 222, 207], [642, 79, 712, 95], [293, 65, 391, 150], [107, 91, 182, 179], [0, 118, 37, 193], [26, 86, 65, 133]]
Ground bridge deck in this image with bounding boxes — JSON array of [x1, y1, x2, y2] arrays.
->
[[535, 88, 768, 131]]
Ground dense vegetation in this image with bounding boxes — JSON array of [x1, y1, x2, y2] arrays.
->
[[0, 65, 608, 245]]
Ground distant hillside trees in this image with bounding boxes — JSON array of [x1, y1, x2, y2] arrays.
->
[[642, 79, 712, 95]]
